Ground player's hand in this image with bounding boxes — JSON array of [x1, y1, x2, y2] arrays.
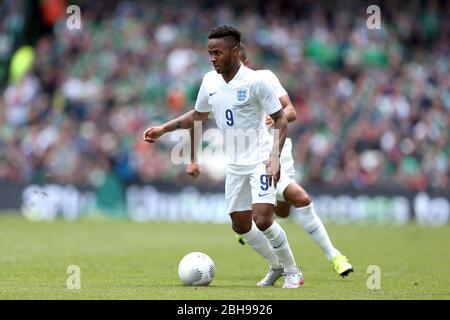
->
[[186, 163, 201, 178], [265, 116, 275, 128], [265, 156, 281, 189], [143, 126, 165, 143]]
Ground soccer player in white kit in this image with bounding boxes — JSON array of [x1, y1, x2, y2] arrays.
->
[[187, 45, 353, 280], [143, 25, 304, 288]]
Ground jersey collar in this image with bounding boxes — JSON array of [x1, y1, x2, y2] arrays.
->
[[220, 63, 245, 86]]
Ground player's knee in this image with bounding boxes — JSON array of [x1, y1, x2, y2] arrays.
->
[[291, 192, 311, 208], [231, 219, 252, 234], [231, 221, 251, 234], [253, 215, 273, 231]]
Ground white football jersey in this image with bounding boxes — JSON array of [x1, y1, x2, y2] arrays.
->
[[195, 65, 282, 175], [257, 70, 287, 98]]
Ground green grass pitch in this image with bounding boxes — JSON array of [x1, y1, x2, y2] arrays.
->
[[0, 214, 449, 300]]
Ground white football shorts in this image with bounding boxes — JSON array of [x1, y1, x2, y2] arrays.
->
[[225, 162, 277, 214], [276, 138, 296, 202]]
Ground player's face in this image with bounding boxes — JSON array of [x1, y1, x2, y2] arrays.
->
[[207, 38, 238, 74]]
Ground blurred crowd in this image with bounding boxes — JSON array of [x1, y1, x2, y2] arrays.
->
[[0, 0, 449, 193]]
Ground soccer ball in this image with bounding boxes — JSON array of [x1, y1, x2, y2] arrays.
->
[[178, 252, 215, 286]]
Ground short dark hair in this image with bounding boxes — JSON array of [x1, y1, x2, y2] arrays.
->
[[208, 25, 241, 47]]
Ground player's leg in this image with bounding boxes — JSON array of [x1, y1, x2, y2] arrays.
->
[[283, 183, 353, 276], [230, 210, 282, 270], [234, 151, 293, 245], [274, 201, 291, 217], [250, 165, 304, 288], [252, 202, 304, 288], [235, 169, 291, 242], [235, 201, 291, 243], [251, 203, 291, 267], [226, 172, 282, 271]]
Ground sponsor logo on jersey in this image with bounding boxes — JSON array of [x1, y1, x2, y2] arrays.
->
[[232, 103, 250, 108]]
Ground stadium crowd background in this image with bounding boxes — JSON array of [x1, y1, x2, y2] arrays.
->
[[0, 0, 449, 197]]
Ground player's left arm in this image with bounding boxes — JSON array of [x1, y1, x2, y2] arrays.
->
[[267, 109, 288, 188]]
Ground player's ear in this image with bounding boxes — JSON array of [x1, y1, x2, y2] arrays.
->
[[232, 46, 239, 58]]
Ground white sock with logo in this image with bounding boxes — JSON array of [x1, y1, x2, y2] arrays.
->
[[240, 221, 283, 269], [262, 221, 298, 272], [295, 202, 340, 261]]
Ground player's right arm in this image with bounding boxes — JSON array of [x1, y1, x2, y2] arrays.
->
[[186, 121, 203, 177], [144, 74, 212, 144], [143, 110, 209, 143], [185, 74, 214, 176]]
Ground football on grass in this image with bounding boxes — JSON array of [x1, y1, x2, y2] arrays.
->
[[178, 252, 215, 286]]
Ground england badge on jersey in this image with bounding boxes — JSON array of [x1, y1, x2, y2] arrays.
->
[[237, 88, 247, 102]]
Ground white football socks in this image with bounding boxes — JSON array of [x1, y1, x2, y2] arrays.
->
[[295, 202, 340, 261], [262, 221, 298, 272], [240, 221, 283, 269]]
